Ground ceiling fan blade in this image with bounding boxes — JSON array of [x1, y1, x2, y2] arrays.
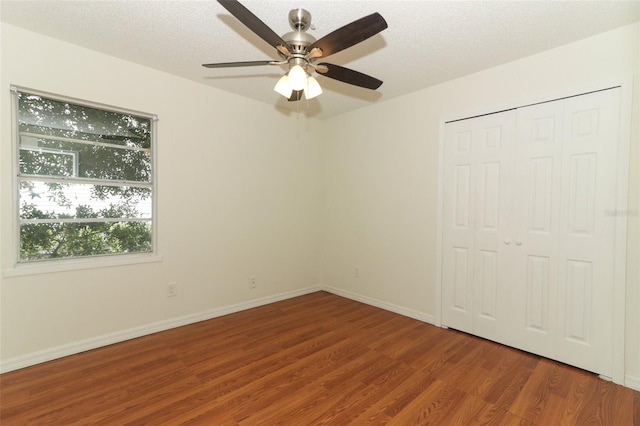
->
[[309, 13, 387, 58], [288, 90, 303, 102], [203, 60, 278, 68], [217, 0, 288, 50], [317, 63, 383, 90]]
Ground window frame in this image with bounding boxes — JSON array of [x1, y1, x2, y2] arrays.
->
[[7, 86, 161, 276]]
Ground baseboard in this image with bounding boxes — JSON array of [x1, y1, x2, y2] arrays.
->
[[0, 285, 322, 374], [626, 374, 640, 391], [322, 285, 436, 325]]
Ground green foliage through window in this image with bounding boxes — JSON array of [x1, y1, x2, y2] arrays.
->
[[15, 89, 155, 262]]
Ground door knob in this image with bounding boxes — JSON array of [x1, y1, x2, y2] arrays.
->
[[515, 241, 522, 246], [504, 239, 511, 245]]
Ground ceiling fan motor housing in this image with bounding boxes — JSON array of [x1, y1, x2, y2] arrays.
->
[[283, 9, 316, 56]]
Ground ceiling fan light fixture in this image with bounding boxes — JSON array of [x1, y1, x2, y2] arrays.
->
[[305, 76, 323, 99], [274, 74, 293, 98], [288, 64, 307, 90]]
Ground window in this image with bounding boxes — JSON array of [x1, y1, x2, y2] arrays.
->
[[13, 87, 156, 263]]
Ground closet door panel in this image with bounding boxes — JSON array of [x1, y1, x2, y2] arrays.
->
[[556, 89, 620, 376], [442, 124, 476, 332], [442, 111, 516, 339], [510, 101, 563, 358], [471, 112, 516, 340]]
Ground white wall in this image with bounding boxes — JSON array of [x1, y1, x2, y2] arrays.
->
[[320, 23, 640, 386], [0, 24, 322, 365]]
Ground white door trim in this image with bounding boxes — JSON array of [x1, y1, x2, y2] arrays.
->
[[435, 76, 633, 385]]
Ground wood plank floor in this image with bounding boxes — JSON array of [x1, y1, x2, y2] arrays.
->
[[1, 291, 638, 425]]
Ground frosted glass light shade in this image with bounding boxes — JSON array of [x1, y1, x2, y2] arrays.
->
[[305, 76, 323, 99], [274, 75, 293, 98], [288, 65, 307, 90]]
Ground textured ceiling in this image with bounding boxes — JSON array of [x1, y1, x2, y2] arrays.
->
[[2, 1, 639, 119]]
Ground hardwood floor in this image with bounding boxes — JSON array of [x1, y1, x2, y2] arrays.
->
[[1, 291, 638, 425]]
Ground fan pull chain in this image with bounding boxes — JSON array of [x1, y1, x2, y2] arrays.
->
[[296, 98, 300, 141]]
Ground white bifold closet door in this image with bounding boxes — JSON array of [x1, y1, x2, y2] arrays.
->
[[441, 88, 621, 378]]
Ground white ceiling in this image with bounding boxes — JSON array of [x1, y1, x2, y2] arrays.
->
[[2, 1, 639, 119]]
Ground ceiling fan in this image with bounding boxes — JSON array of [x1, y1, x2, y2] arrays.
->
[[203, 0, 388, 102]]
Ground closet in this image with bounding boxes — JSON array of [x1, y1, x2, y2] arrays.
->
[[441, 88, 623, 378]]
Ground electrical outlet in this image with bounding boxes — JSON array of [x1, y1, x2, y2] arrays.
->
[[167, 282, 177, 297], [250, 276, 257, 289]]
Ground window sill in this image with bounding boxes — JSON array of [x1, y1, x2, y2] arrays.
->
[[3, 254, 163, 277]]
